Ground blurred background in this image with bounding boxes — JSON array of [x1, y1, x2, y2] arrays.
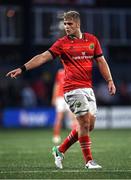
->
[[0, 0, 131, 129]]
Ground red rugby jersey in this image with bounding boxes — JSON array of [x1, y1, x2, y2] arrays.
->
[[49, 33, 103, 93], [55, 69, 64, 97]]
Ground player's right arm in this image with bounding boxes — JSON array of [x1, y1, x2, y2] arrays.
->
[[6, 51, 53, 79]]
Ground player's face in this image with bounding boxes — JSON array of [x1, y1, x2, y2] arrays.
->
[[64, 19, 80, 36]]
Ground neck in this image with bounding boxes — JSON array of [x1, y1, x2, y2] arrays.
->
[[75, 30, 82, 39], [68, 30, 83, 40]]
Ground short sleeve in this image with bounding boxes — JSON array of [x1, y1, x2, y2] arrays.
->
[[49, 39, 63, 59], [94, 37, 103, 59]]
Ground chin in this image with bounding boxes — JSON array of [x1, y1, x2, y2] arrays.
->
[[66, 32, 71, 35], [66, 31, 72, 35], [68, 33, 74, 36]]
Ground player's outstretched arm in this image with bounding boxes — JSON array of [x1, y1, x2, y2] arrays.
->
[[6, 51, 53, 79], [96, 56, 116, 95]]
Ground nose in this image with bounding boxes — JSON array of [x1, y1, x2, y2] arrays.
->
[[64, 22, 71, 28], [65, 24, 69, 29]]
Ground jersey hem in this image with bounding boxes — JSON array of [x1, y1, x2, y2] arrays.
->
[[63, 85, 93, 93]]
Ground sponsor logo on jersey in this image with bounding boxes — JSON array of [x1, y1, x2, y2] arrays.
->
[[82, 51, 86, 56], [72, 53, 93, 60]]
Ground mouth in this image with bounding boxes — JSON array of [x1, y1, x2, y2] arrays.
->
[[66, 30, 71, 34]]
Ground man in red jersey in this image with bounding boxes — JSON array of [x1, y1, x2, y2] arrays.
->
[[52, 68, 77, 144], [6, 10, 116, 169]]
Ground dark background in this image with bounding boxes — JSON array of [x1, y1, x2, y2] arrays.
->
[[0, 0, 131, 112]]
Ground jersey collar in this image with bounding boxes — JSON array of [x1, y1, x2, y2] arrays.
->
[[68, 33, 85, 40]]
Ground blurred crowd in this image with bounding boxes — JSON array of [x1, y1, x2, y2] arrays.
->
[[0, 77, 131, 109], [94, 80, 131, 106], [0, 77, 51, 109], [0, 0, 131, 109], [33, 0, 96, 6]]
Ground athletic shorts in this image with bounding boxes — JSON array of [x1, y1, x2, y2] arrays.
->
[[64, 88, 97, 117], [55, 97, 69, 112]]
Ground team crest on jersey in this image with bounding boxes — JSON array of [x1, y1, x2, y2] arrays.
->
[[75, 101, 81, 108], [89, 43, 94, 49]]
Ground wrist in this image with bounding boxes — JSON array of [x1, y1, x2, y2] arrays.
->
[[20, 65, 26, 73], [106, 79, 113, 83]]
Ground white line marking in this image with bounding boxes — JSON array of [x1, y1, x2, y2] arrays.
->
[[0, 170, 131, 173]]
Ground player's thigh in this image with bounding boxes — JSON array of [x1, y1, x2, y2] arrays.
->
[[84, 88, 97, 117], [64, 89, 90, 117]]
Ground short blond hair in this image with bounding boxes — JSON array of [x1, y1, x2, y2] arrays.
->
[[63, 11, 80, 22]]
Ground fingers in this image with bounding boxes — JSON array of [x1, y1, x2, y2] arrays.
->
[[11, 73, 17, 79], [6, 70, 15, 76], [110, 90, 115, 95], [6, 72, 12, 77], [6, 70, 18, 79], [108, 81, 116, 95], [109, 86, 116, 95]]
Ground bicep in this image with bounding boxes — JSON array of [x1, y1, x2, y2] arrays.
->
[[95, 56, 111, 75], [95, 55, 107, 66], [41, 50, 54, 61]]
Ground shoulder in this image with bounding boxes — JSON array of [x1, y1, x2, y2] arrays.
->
[[84, 32, 98, 41], [56, 36, 68, 43]]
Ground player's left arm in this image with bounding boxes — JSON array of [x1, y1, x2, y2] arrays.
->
[[95, 56, 116, 95]]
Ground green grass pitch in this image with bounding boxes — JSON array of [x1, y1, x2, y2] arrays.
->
[[0, 128, 131, 179]]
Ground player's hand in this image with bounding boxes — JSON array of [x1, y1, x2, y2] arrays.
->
[[108, 80, 116, 95], [6, 68, 22, 79]]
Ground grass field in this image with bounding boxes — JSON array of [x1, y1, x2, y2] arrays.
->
[[0, 128, 131, 179]]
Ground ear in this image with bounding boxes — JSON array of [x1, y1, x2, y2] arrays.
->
[[76, 22, 80, 28]]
